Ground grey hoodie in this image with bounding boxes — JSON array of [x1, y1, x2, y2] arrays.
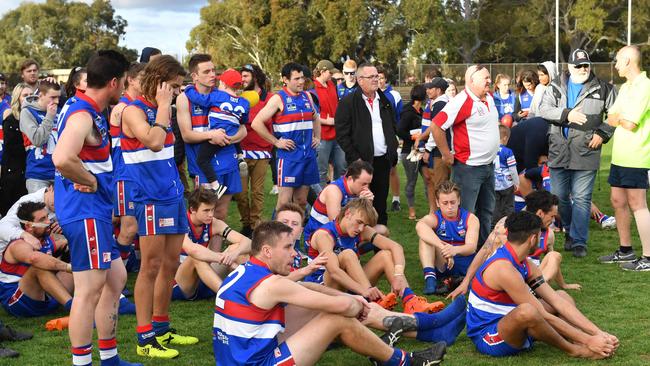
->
[[19, 95, 55, 147], [529, 61, 557, 117]]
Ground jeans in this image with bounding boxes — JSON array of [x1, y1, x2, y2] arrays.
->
[[550, 168, 596, 247], [451, 162, 495, 246], [400, 152, 425, 207], [234, 159, 270, 228], [317, 139, 346, 185], [26, 178, 52, 193]]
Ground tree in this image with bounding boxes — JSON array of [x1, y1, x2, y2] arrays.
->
[[0, 0, 136, 72]]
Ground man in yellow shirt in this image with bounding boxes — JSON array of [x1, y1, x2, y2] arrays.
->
[[599, 46, 650, 271]]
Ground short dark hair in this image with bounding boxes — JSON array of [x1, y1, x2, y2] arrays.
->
[[435, 180, 461, 199], [356, 62, 375, 75], [188, 54, 213, 74], [525, 190, 559, 214], [345, 160, 373, 179], [276, 202, 304, 221], [38, 80, 61, 95], [505, 211, 542, 244], [187, 187, 219, 211], [251, 221, 293, 255], [17, 201, 46, 225], [281, 62, 304, 79], [86, 50, 130, 89], [376, 65, 388, 77], [20, 59, 39, 73], [124, 62, 145, 89], [537, 64, 549, 76], [410, 84, 427, 103]]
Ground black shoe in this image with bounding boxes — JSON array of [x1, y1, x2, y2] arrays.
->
[[434, 281, 450, 296], [563, 234, 573, 252], [0, 347, 19, 358], [240, 225, 253, 239], [0, 325, 33, 342], [573, 246, 587, 258], [391, 200, 401, 212], [411, 341, 447, 366], [379, 316, 417, 347]]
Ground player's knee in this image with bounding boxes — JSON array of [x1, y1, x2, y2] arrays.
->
[[610, 195, 625, 209], [140, 258, 163, 279], [546, 251, 562, 263], [338, 249, 358, 265], [374, 225, 389, 237], [514, 303, 541, 323]]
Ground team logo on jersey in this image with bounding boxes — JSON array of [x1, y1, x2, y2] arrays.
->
[[159, 218, 175, 227], [103, 252, 111, 263], [286, 97, 292, 103], [128, 202, 134, 210], [146, 109, 155, 122], [192, 105, 204, 114], [284, 176, 296, 183], [274, 347, 282, 358], [286, 103, 297, 112]]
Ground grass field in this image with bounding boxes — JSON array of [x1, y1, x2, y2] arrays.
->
[[3, 143, 650, 366]]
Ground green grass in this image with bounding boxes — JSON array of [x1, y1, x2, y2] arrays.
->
[[3, 143, 650, 365]]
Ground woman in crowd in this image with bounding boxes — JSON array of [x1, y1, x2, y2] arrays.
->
[[513, 70, 539, 122], [397, 84, 427, 220], [529, 61, 557, 117], [493, 73, 515, 121], [0, 83, 32, 215], [64, 66, 87, 101]]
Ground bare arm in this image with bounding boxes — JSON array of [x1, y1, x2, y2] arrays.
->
[[182, 235, 224, 263], [52, 113, 97, 189], [454, 214, 479, 256], [322, 187, 344, 220], [415, 214, 444, 248], [313, 231, 369, 295], [228, 124, 247, 144], [176, 92, 212, 144], [122, 104, 169, 152], [7, 241, 71, 273]]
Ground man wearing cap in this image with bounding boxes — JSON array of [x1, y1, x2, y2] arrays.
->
[[338, 59, 358, 100], [431, 65, 500, 247], [313, 60, 345, 186], [539, 49, 616, 258], [0, 74, 10, 105]]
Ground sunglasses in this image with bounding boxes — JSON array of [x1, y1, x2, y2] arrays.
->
[[343, 71, 355, 76], [242, 64, 254, 72], [574, 64, 590, 70]]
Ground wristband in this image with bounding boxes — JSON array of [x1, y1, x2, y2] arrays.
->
[[222, 226, 233, 239], [369, 232, 378, 244], [527, 275, 545, 291], [153, 123, 168, 131]]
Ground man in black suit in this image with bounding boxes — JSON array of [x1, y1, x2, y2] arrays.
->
[[335, 63, 398, 225]]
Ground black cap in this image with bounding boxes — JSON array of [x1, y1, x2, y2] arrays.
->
[[424, 77, 448, 91], [569, 49, 591, 66]]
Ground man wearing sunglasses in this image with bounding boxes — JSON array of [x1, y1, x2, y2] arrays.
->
[[539, 48, 616, 259], [337, 59, 358, 100]]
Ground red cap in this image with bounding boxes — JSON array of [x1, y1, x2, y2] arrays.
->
[[219, 68, 243, 88]]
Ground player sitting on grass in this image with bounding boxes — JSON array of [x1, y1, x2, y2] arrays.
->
[[0, 201, 73, 317], [305, 198, 443, 314], [465, 211, 618, 359], [171, 188, 251, 301], [450, 190, 581, 301], [213, 220, 447, 366], [416, 181, 479, 295]]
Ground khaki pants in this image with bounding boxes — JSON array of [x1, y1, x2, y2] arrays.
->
[[234, 159, 270, 228]]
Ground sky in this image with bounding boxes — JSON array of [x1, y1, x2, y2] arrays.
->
[[0, 0, 207, 59]]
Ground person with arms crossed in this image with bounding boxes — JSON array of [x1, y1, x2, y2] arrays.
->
[[600, 46, 650, 271], [53, 50, 140, 366], [121, 56, 194, 359], [213, 220, 447, 366], [251, 62, 321, 211]]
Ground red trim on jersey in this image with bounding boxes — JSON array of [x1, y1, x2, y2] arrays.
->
[[84, 219, 99, 269], [75, 90, 101, 112], [145, 204, 155, 236]]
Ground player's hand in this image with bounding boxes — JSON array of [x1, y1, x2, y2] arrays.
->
[[562, 283, 582, 290], [350, 295, 370, 322], [21, 232, 42, 250], [588, 134, 603, 149], [210, 129, 231, 146], [441, 151, 454, 166], [390, 275, 408, 297], [275, 138, 295, 150], [440, 243, 457, 259], [303, 253, 327, 274], [46, 101, 58, 118], [155, 82, 175, 107], [447, 279, 469, 300], [361, 287, 384, 302], [311, 136, 320, 148], [568, 106, 587, 125], [74, 178, 97, 193], [219, 251, 238, 267], [358, 188, 374, 201], [606, 113, 620, 127], [447, 257, 455, 270], [517, 110, 529, 118], [49, 221, 63, 235]]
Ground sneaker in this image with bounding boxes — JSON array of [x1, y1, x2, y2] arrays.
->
[[600, 215, 617, 230], [0, 347, 19, 358], [621, 257, 650, 271], [403, 296, 445, 315], [210, 183, 228, 199], [269, 185, 279, 195], [118, 296, 136, 315], [572, 246, 587, 258], [434, 280, 450, 296], [238, 158, 248, 177], [375, 293, 398, 310], [423, 277, 437, 295], [391, 200, 401, 212], [410, 341, 447, 366], [136, 338, 179, 359], [598, 249, 636, 264], [156, 328, 199, 346], [0, 325, 33, 341], [380, 316, 418, 347], [563, 234, 573, 252]]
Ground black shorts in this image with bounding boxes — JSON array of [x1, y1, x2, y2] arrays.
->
[[608, 164, 649, 189]]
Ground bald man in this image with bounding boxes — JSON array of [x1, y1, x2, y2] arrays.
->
[[431, 65, 500, 245], [600, 46, 650, 271]]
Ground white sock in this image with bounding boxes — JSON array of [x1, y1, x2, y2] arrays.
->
[[392, 196, 400, 202]]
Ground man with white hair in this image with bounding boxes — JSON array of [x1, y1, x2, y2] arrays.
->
[[430, 65, 500, 246], [539, 49, 616, 258]]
